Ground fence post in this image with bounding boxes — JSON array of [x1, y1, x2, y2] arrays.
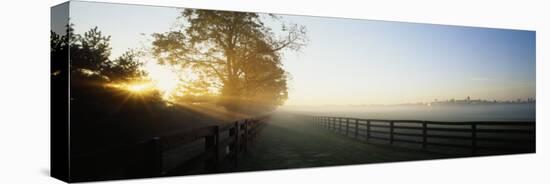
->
[[234, 121, 241, 153], [335, 117, 338, 132], [331, 117, 335, 131], [471, 124, 477, 155], [339, 118, 343, 133], [390, 121, 394, 144], [233, 121, 240, 167], [334, 117, 337, 132], [243, 120, 249, 152], [346, 118, 350, 136], [366, 120, 371, 143], [336, 118, 339, 132], [422, 122, 427, 149], [145, 137, 162, 176], [214, 126, 220, 171], [204, 126, 219, 173], [355, 119, 359, 139]]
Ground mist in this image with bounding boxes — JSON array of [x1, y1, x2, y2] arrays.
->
[[279, 103, 535, 122]]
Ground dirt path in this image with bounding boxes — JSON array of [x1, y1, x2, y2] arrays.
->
[[235, 112, 445, 171]]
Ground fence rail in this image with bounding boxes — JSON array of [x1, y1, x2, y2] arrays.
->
[[71, 116, 268, 181], [161, 117, 266, 175], [312, 116, 535, 156]]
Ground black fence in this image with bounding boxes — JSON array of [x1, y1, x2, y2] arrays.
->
[[312, 116, 535, 156], [71, 117, 267, 181]]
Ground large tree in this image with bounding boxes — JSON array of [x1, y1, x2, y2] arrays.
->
[[152, 9, 307, 113]]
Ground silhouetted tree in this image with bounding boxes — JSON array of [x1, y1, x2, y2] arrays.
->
[[69, 27, 111, 80], [51, 24, 75, 79], [103, 50, 146, 83], [59, 26, 148, 85], [152, 9, 307, 113], [52, 25, 160, 106]]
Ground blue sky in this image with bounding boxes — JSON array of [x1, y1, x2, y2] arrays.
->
[[69, 1, 536, 105]]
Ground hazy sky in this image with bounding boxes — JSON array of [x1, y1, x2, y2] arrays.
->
[[69, 1, 536, 106]]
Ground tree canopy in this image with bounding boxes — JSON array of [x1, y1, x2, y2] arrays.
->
[[152, 9, 307, 113], [66, 26, 146, 84]]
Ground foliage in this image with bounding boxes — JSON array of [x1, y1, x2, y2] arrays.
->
[[103, 50, 146, 82], [61, 26, 146, 83], [51, 25, 161, 104], [152, 9, 307, 113]]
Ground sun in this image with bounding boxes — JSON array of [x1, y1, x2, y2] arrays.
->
[[106, 81, 154, 94], [143, 61, 181, 100], [126, 83, 152, 93], [106, 60, 197, 102]]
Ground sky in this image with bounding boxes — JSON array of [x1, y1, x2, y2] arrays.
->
[[68, 1, 536, 106]]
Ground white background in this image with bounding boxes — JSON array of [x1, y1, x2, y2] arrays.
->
[[0, 0, 548, 183]]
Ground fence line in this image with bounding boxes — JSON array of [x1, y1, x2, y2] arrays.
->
[[71, 116, 268, 180], [161, 117, 266, 175], [312, 116, 535, 155]]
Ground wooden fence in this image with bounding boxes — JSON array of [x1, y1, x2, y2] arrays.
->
[[71, 117, 267, 181], [312, 116, 535, 156], [160, 117, 266, 175]]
